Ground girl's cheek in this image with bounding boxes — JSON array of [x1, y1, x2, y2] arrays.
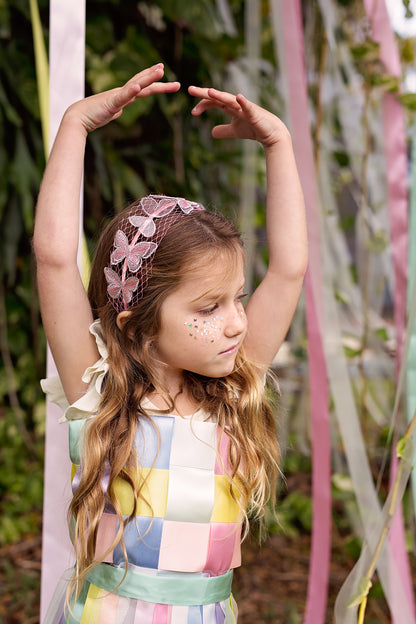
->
[[183, 316, 223, 344]]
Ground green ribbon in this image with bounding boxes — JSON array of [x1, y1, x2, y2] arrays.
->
[[69, 419, 85, 465], [29, 0, 49, 159], [86, 563, 233, 606]]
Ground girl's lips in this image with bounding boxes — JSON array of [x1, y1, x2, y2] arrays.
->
[[219, 344, 239, 356]]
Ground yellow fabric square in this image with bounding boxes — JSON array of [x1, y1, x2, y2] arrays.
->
[[71, 464, 79, 482], [211, 475, 240, 523], [112, 467, 169, 517], [80, 583, 105, 623]]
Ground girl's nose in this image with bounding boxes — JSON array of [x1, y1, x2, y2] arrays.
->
[[224, 305, 247, 337]]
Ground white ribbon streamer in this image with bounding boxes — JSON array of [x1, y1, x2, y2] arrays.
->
[[40, 1, 85, 619]]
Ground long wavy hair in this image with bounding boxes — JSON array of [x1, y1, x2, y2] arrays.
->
[[68, 203, 280, 598]]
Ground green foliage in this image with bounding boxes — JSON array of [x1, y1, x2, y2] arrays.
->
[[0, 0, 47, 551], [0, 406, 44, 544], [275, 491, 313, 537], [81, 0, 253, 234], [0, 0, 261, 553]]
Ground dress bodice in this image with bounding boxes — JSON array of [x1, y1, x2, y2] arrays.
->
[[41, 320, 241, 623]]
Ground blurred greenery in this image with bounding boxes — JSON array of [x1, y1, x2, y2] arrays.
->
[[1, 0, 416, 622], [0, 0, 252, 546]]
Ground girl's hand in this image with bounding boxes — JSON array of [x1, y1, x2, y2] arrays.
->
[[188, 86, 289, 149], [66, 64, 180, 134]]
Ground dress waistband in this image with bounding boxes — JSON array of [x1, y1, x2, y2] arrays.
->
[[86, 563, 233, 606]]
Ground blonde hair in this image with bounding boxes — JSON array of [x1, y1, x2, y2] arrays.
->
[[68, 203, 280, 601]]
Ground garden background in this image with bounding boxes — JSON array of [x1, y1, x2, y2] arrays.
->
[[1, 0, 416, 622]]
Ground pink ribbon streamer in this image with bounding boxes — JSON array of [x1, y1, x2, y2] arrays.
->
[[276, 2, 331, 621], [362, 0, 414, 618], [40, 1, 85, 619]]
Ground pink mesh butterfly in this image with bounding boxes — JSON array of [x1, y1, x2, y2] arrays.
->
[[105, 195, 205, 311], [128, 196, 203, 237], [104, 267, 139, 306], [110, 230, 157, 272]]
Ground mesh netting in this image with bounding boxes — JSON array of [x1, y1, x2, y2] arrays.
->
[[104, 195, 205, 312]]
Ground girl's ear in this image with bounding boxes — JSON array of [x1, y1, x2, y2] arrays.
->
[[116, 310, 132, 330]]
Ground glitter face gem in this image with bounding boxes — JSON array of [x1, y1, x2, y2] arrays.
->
[[184, 316, 223, 343]]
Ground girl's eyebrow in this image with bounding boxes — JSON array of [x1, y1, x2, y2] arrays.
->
[[190, 291, 221, 305], [190, 281, 246, 305]]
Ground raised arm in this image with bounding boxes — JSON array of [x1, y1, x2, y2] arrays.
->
[[189, 87, 307, 369], [34, 65, 180, 403]]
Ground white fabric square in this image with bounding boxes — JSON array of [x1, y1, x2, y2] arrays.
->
[[171, 605, 189, 623], [169, 419, 217, 470], [165, 465, 214, 522]]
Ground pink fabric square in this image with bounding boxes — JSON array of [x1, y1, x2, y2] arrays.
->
[[95, 513, 118, 563], [214, 427, 232, 476], [133, 600, 156, 623], [205, 523, 242, 575], [159, 521, 210, 572], [97, 591, 119, 622], [230, 522, 242, 568], [153, 604, 172, 623]]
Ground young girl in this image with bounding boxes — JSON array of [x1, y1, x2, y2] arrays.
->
[[35, 64, 307, 623]]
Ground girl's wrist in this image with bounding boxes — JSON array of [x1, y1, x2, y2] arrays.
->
[[61, 106, 90, 139], [262, 129, 292, 152]]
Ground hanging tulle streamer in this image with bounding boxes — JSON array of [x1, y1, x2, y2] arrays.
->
[[270, 2, 331, 622], [40, 1, 86, 619], [272, 0, 415, 620], [332, 221, 416, 619], [362, 0, 415, 617], [240, 0, 261, 292], [408, 117, 416, 511], [308, 0, 416, 620]]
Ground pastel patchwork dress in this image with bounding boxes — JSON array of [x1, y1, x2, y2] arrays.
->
[[42, 320, 241, 624]]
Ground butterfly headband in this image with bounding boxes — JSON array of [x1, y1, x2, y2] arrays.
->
[[104, 194, 205, 312]]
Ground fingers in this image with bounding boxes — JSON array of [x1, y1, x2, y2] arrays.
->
[[211, 124, 236, 140], [138, 80, 181, 98], [128, 64, 180, 95], [106, 64, 180, 115], [206, 88, 243, 111], [125, 63, 165, 91], [189, 86, 249, 118]]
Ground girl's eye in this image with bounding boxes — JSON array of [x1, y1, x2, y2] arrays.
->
[[237, 293, 248, 304], [199, 304, 218, 316]]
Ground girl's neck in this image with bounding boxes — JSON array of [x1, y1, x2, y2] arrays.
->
[[146, 363, 200, 417], [146, 385, 199, 418]]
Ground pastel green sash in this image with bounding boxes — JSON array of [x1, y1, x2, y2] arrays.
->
[[86, 563, 233, 606]]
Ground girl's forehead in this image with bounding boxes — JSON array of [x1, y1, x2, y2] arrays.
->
[[188, 245, 244, 274], [180, 250, 245, 299]]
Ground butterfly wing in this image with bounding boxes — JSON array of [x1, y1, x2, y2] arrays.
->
[[122, 276, 140, 305], [104, 267, 122, 299], [110, 230, 130, 265], [127, 242, 158, 272], [177, 198, 204, 213], [128, 215, 156, 238]]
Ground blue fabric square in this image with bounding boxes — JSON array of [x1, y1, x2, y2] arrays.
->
[[188, 605, 203, 623], [135, 415, 174, 469], [113, 516, 163, 569]]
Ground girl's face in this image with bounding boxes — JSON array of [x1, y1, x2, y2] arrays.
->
[[153, 251, 247, 383]]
